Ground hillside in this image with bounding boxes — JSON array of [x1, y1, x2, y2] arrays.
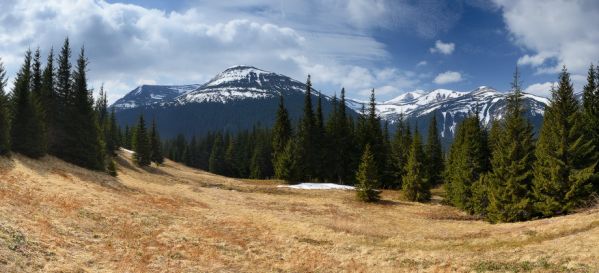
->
[[1, 152, 598, 272]]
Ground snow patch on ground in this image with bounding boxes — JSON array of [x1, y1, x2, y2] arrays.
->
[[121, 148, 134, 154], [277, 183, 355, 190]]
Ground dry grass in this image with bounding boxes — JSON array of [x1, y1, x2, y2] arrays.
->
[[0, 151, 598, 272]]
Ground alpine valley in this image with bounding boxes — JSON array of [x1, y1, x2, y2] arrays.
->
[[111, 65, 549, 147]]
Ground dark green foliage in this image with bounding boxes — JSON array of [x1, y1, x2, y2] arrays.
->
[[487, 68, 536, 222], [391, 114, 412, 189], [402, 129, 430, 202], [0, 59, 9, 155], [41, 48, 58, 151], [581, 64, 599, 191], [292, 75, 317, 181], [425, 113, 444, 187], [106, 109, 120, 155], [325, 88, 355, 184], [272, 96, 292, 179], [10, 50, 46, 158], [274, 140, 294, 181], [61, 47, 104, 170], [445, 112, 490, 213], [209, 133, 226, 174], [355, 144, 380, 202], [471, 174, 490, 216], [150, 119, 164, 165], [51, 38, 72, 156], [134, 114, 151, 166], [533, 67, 597, 217]]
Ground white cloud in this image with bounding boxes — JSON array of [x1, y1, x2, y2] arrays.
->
[[493, 0, 599, 79], [417, 60, 427, 66], [524, 82, 555, 98], [429, 40, 455, 55], [434, 71, 462, 84], [0, 0, 426, 102]]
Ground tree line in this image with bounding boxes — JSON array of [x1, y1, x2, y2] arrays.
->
[[164, 66, 599, 222], [0, 39, 164, 175]]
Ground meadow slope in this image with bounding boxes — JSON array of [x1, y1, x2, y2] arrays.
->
[[0, 150, 598, 272]]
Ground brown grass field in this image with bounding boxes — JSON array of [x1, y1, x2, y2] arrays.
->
[[0, 150, 598, 272]]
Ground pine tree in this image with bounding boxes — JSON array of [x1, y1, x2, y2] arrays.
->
[[272, 95, 292, 179], [31, 48, 43, 99], [445, 112, 490, 213], [134, 114, 151, 166], [10, 49, 46, 158], [581, 64, 599, 191], [336, 88, 355, 184], [402, 129, 430, 202], [274, 140, 295, 181], [0, 59, 9, 155], [52, 38, 72, 155], [209, 133, 225, 174], [41, 47, 57, 150], [313, 93, 326, 181], [250, 141, 267, 179], [292, 75, 316, 181], [425, 113, 444, 187], [391, 114, 412, 189], [63, 47, 105, 170], [355, 144, 380, 202], [533, 66, 597, 217], [150, 118, 164, 165], [106, 109, 119, 155], [487, 68, 536, 222]]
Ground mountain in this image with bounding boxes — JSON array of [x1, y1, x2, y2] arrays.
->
[[112, 84, 201, 110], [348, 86, 549, 147], [113, 66, 346, 138], [112, 66, 549, 147]]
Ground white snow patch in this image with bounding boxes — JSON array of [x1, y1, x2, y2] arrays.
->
[[121, 148, 134, 154], [277, 183, 355, 190]]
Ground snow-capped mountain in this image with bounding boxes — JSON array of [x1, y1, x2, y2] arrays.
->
[[112, 84, 201, 110], [112, 66, 342, 138], [111, 66, 550, 146], [171, 65, 309, 105]]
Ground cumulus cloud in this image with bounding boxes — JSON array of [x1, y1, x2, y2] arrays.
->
[[434, 71, 462, 84], [0, 0, 427, 102], [430, 40, 455, 55], [524, 82, 555, 98], [493, 0, 599, 79]]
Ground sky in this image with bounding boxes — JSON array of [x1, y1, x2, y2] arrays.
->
[[1, 0, 598, 103]]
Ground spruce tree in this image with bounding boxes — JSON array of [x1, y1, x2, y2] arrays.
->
[[533, 66, 597, 217], [445, 113, 490, 213], [31, 48, 43, 99], [150, 118, 164, 165], [425, 113, 444, 187], [292, 75, 316, 181], [41, 48, 57, 150], [64, 47, 105, 170], [52, 38, 72, 155], [581, 64, 599, 191], [10, 50, 46, 158], [0, 59, 9, 155], [391, 114, 412, 189], [355, 144, 380, 202], [336, 88, 355, 184], [209, 133, 225, 174], [314, 93, 326, 181], [487, 68, 536, 222], [402, 129, 430, 202], [106, 109, 119, 155], [274, 141, 295, 181], [272, 95, 292, 178], [134, 114, 151, 166]]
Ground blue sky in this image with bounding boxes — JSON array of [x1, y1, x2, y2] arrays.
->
[[1, 0, 598, 102]]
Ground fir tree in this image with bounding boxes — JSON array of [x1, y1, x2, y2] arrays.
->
[[355, 144, 380, 202], [52, 38, 72, 155], [425, 113, 444, 187], [533, 66, 597, 217], [292, 75, 316, 181], [272, 95, 292, 178], [64, 47, 105, 170], [581, 64, 599, 190], [391, 114, 412, 189], [402, 129, 431, 202], [31, 48, 43, 98], [487, 68, 536, 222], [41, 47, 57, 150], [274, 141, 295, 181], [0, 59, 9, 155], [150, 118, 164, 165], [209, 133, 225, 174], [106, 109, 119, 155], [445, 112, 490, 213], [134, 114, 151, 166], [10, 49, 46, 158]]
